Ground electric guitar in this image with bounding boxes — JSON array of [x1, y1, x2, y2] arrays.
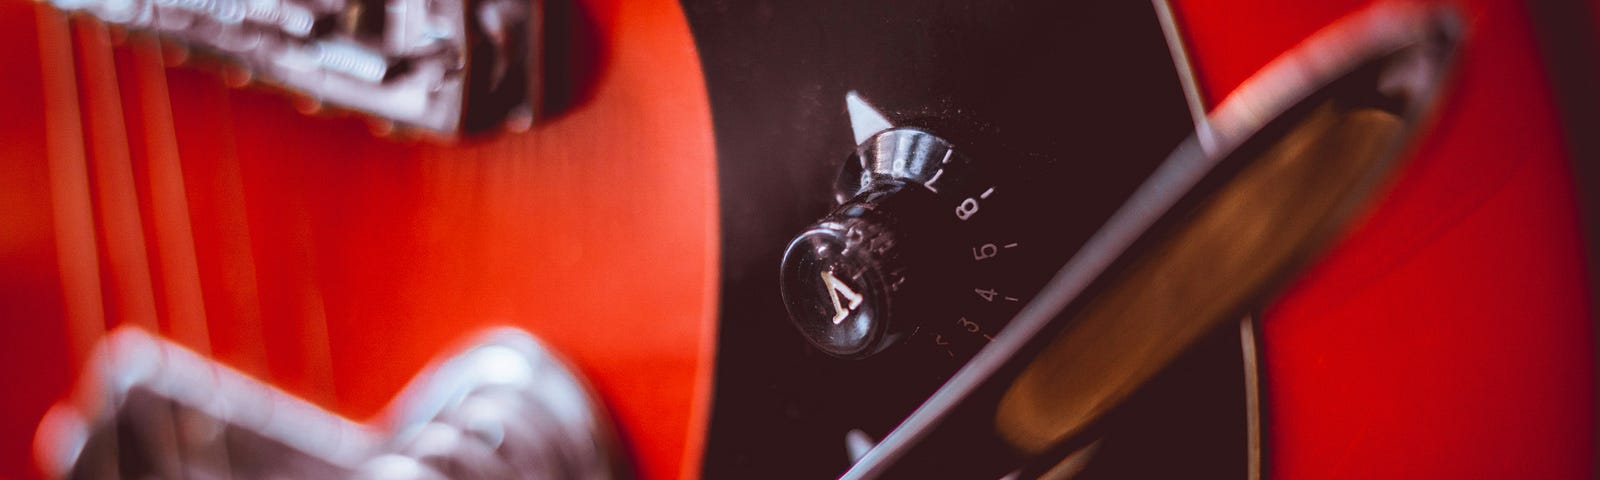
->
[[0, 0, 1593, 478]]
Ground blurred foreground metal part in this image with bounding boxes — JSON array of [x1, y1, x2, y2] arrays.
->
[[47, 0, 540, 134], [34, 326, 622, 479]]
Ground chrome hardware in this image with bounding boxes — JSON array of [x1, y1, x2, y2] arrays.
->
[[35, 327, 621, 479], [50, 0, 541, 135]]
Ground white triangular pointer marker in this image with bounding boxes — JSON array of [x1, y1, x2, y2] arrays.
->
[[846, 91, 894, 145]]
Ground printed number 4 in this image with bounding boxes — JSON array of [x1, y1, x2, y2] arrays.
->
[[974, 288, 998, 302], [823, 270, 864, 325]]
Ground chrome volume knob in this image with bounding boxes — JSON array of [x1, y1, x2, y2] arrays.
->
[[780, 128, 967, 359]]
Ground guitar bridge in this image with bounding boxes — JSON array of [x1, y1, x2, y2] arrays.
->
[[50, 0, 541, 135], [35, 327, 619, 479]]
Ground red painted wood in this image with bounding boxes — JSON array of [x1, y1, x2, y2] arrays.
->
[[0, 3, 73, 478], [1172, 1, 1595, 478], [0, 1, 718, 478]]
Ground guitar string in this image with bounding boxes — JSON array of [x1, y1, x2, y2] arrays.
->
[[199, 47, 273, 380], [131, 34, 213, 356], [35, 5, 107, 380], [82, 18, 214, 476], [205, 28, 348, 467], [76, 20, 161, 335], [150, 30, 279, 476], [34, 7, 123, 476], [135, 30, 243, 477], [203, 23, 350, 472], [36, 10, 236, 475], [46, 8, 368, 472]]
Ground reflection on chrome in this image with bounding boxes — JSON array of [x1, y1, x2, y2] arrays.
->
[[34, 326, 622, 479]]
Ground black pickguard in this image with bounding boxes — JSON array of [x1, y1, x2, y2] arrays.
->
[[680, 1, 1247, 477]]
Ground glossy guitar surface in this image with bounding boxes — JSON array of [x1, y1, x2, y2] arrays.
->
[[0, 0, 1595, 478], [0, 0, 718, 478], [1176, 1, 1595, 478]]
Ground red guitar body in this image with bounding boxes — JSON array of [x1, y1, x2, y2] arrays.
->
[[0, 0, 1593, 478], [1173, 0, 1596, 477], [0, 1, 718, 478]]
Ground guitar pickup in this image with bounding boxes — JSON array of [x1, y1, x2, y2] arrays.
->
[[50, 0, 541, 135]]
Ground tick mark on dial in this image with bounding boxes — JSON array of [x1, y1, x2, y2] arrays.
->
[[980, 187, 995, 199]]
